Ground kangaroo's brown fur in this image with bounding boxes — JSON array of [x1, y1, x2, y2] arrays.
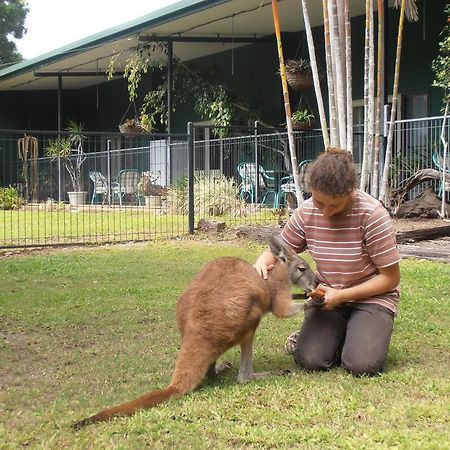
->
[[73, 236, 318, 429]]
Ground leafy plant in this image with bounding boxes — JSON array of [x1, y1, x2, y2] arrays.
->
[[284, 58, 313, 75], [0, 185, 24, 210], [291, 108, 315, 127], [45, 120, 87, 192], [108, 43, 236, 135]]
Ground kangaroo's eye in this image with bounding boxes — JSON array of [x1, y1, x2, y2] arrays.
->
[[298, 266, 306, 272]]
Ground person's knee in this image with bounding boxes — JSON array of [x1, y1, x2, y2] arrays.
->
[[293, 347, 334, 371], [341, 352, 385, 376]]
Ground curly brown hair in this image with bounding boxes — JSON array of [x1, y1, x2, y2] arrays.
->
[[309, 148, 356, 196]]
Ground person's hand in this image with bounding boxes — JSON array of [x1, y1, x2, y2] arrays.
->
[[254, 250, 276, 280], [318, 284, 347, 310], [253, 261, 275, 280]]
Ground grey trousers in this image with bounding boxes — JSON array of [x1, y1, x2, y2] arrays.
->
[[293, 303, 395, 376]]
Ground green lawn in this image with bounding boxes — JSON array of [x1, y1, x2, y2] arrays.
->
[[0, 207, 279, 247], [0, 240, 449, 449]]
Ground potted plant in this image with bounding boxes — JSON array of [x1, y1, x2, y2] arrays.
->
[[284, 59, 314, 91], [119, 113, 155, 134], [291, 108, 315, 130], [46, 120, 87, 206], [137, 170, 165, 208]]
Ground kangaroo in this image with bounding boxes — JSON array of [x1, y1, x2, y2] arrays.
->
[[73, 236, 319, 429]]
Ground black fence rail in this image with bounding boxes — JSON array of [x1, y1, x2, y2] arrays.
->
[[1, 125, 325, 248]]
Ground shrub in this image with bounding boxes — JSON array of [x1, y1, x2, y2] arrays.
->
[[0, 186, 24, 210], [166, 174, 245, 216]]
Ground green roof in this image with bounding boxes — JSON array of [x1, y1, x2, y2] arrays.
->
[[0, 0, 226, 79]]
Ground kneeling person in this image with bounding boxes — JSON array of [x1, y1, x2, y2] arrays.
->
[[254, 148, 400, 376]]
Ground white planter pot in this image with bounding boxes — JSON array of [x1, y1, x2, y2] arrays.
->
[[68, 191, 87, 207], [145, 195, 162, 208]]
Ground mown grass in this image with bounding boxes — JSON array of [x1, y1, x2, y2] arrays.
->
[[0, 208, 279, 246], [0, 240, 449, 449]]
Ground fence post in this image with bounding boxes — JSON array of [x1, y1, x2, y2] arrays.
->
[[254, 121, 259, 203], [187, 122, 195, 234], [107, 139, 112, 204]]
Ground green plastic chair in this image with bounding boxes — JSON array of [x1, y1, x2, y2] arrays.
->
[[237, 162, 278, 207], [277, 159, 314, 207]]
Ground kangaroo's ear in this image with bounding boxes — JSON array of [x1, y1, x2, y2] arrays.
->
[[268, 235, 294, 262]]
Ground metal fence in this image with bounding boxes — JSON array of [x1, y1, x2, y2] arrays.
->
[[390, 116, 450, 199], [0, 125, 324, 248], [1, 117, 447, 249]]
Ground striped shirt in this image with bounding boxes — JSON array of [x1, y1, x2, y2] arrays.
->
[[280, 189, 401, 314]]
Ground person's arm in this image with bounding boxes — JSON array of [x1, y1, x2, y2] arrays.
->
[[319, 263, 400, 310], [254, 249, 277, 280]]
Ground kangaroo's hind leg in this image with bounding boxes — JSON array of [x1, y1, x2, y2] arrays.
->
[[237, 331, 289, 383], [237, 331, 271, 383]]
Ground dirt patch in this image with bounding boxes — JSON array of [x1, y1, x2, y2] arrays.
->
[[392, 218, 448, 232]]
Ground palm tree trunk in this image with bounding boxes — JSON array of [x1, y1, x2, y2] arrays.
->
[[301, 0, 330, 148], [271, 0, 303, 203]]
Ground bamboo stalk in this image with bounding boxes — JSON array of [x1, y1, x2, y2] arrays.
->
[[371, 0, 384, 198], [439, 101, 449, 220], [344, 0, 353, 155], [301, 0, 329, 148], [360, 0, 371, 191], [323, 0, 338, 147], [379, 0, 406, 203], [271, 0, 303, 203], [329, 0, 347, 148]]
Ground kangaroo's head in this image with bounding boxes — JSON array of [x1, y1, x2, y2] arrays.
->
[[268, 235, 319, 294]]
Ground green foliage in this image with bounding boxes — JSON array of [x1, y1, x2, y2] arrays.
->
[[45, 120, 87, 192], [291, 108, 315, 126], [109, 43, 236, 134], [0, 185, 24, 209], [166, 174, 245, 216], [432, 4, 450, 105], [0, 0, 28, 65]]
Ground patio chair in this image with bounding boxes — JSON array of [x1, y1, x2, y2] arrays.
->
[[237, 162, 278, 207], [432, 149, 450, 198], [111, 169, 142, 206], [277, 159, 314, 208], [89, 171, 110, 205]]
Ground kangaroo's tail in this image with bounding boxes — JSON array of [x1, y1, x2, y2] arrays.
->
[[73, 385, 178, 429], [73, 343, 215, 429]]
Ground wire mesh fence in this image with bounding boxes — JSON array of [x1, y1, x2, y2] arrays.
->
[[1, 118, 447, 248], [1, 130, 190, 247]]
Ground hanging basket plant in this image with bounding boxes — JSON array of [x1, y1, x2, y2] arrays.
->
[[118, 118, 145, 134], [118, 102, 155, 134], [284, 59, 314, 91], [291, 108, 315, 130]]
